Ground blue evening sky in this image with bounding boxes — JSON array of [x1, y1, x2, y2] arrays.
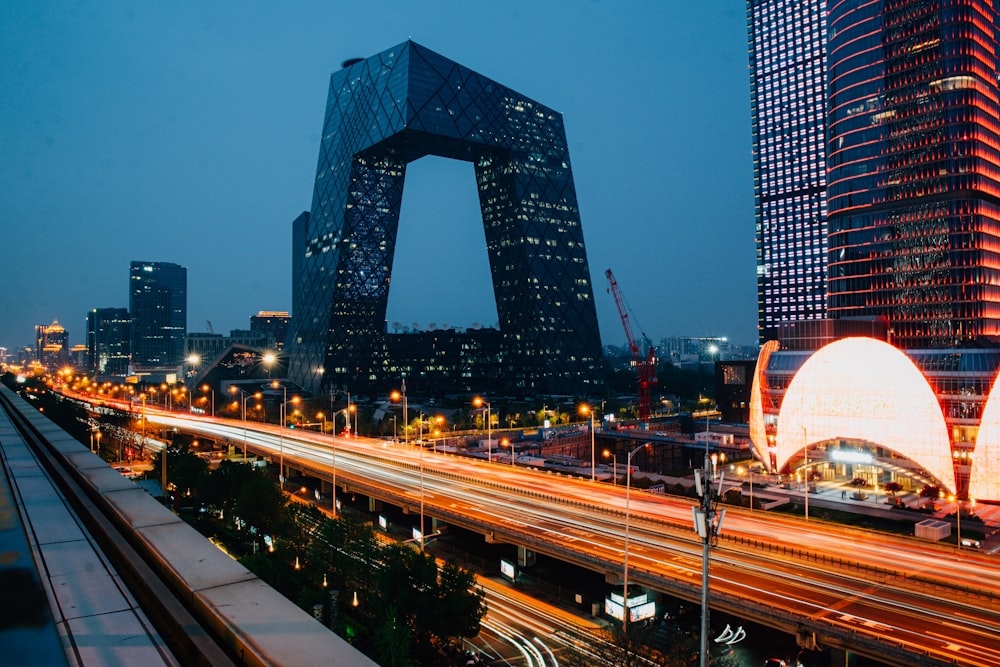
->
[[0, 1, 754, 353]]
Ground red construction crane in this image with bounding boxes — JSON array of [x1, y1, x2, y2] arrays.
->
[[606, 269, 658, 425]]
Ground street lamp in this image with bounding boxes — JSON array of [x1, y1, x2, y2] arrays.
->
[[200, 384, 214, 417], [418, 412, 427, 551], [800, 424, 810, 522], [229, 387, 261, 461], [272, 381, 300, 484], [334, 405, 355, 435], [738, 464, 754, 511], [503, 438, 513, 464], [139, 393, 147, 456], [473, 396, 491, 462], [950, 495, 969, 548], [602, 449, 617, 486], [579, 404, 596, 481], [262, 352, 276, 380], [623, 442, 651, 641], [391, 380, 408, 445]]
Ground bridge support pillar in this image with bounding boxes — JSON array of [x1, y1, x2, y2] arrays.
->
[[368, 496, 381, 512], [517, 546, 535, 567]]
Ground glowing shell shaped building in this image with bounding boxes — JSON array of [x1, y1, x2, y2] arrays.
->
[[751, 337, 1000, 502]]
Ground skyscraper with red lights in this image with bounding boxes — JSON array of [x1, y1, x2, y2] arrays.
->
[[827, 0, 1000, 349]]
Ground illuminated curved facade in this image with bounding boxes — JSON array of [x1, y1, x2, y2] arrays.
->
[[971, 374, 1000, 500], [768, 338, 956, 495], [748, 339, 780, 460]]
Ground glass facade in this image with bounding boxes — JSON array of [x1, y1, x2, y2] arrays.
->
[[87, 307, 131, 376], [129, 261, 187, 369], [289, 41, 605, 396], [827, 0, 1000, 348], [748, 0, 830, 339]]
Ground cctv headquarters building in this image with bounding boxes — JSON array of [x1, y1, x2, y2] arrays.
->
[[288, 41, 605, 399]]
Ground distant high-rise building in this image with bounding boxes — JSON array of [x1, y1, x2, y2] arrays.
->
[[250, 311, 291, 350], [291, 210, 308, 345], [87, 307, 131, 376], [748, 0, 829, 341], [826, 0, 1000, 349], [129, 261, 187, 369], [289, 41, 605, 396], [35, 320, 70, 369]]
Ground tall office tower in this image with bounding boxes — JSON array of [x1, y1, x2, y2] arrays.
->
[[748, 0, 830, 340], [289, 41, 605, 396], [250, 311, 291, 350], [129, 261, 187, 369], [87, 307, 131, 376], [827, 0, 1000, 349], [35, 320, 69, 369]]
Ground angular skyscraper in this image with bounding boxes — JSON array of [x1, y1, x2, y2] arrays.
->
[[827, 0, 1000, 349], [748, 0, 830, 341], [289, 41, 605, 396], [129, 261, 187, 369], [87, 307, 131, 376]]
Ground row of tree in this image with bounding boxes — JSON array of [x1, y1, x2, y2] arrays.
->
[[153, 448, 486, 666]]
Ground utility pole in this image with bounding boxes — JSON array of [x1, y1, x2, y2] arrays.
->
[[693, 443, 726, 667]]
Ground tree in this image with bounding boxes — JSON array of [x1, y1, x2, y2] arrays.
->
[[236, 471, 288, 543], [884, 481, 903, 497], [200, 459, 258, 518], [920, 485, 941, 500], [152, 440, 209, 503], [372, 546, 485, 664], [850, 477, 868, 489]]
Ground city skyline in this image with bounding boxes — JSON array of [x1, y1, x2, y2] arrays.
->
[[0, 2, 754, 352]]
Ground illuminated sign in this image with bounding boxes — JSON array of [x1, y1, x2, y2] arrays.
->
[[604, 591, 656, 622], [378, 514, 387, 530], [500, 559, 515, 580]]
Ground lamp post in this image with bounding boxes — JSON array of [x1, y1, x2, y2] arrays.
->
[[603, 449, 617, 486], [579, 404, 597, 481], [262, 351, 276, 380], [273, 381, 300, 484], [692, 444, 726, 667], [391, 380, 408, 445], [332, 407, 359, 518], [230, 387, 260, 461], [418, 412, 426, 551], [391, 415, 397, 442], [504, 438, 514, 464], [623, 442, 651, 643], [200, 384, 214, 417], [139, 393, 147, 456], [800, 424, 809, 522], [739, 464, 754, 511], [473, 396, 491, 462], [950, 495, 963, 548]]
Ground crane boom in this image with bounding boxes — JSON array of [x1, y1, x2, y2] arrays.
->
[[606, 269, 657, 425]]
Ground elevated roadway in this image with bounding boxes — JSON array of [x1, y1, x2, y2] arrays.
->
[[143, 408, 1000, 667]]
